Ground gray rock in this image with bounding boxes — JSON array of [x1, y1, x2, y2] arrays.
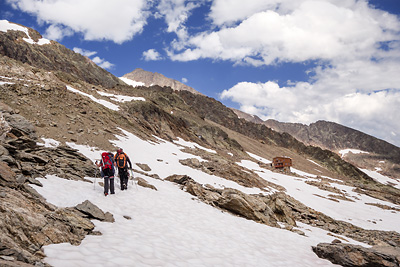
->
[[136, 177, 157, 190], [312, 242, 400, 267], [0, 162, 16, 185], [75, 200, 106, 221], [3, 113, 37, 140], [136, 163, 151, 172], [104, 212, 115, 223]]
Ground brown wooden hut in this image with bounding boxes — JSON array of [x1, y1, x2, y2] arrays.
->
[[272, 157, 292, 169]]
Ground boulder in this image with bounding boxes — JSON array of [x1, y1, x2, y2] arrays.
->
[[75, 200, 113, 222], [136, 163, 151, 172], [136, 177, 157, 190], [312, 242, 400, 267], [2, 113, 37, 140], [166, 174, 296, 228], [0, 162, 16, 185]]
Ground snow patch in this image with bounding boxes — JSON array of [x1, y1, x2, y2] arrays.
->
[[247, 152, 272, 164], [97, 91, 145, 102], [37, 138, 60, 148], [360, 168, 400, 189], [0, 20, 51, 45], [308, 159, 322, 167], [119, 77, 145, 87], [173, 137, 217, 154], [339, 149, 369, 157], [66, 86, 120, 111]]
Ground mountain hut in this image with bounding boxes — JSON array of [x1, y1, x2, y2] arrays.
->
[[272, 156, 292, 170]]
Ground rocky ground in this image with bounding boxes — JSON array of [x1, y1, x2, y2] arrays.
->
[[0, 102, 114, 266]]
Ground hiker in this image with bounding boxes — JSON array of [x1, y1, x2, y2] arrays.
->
[[114, 148, 132, 190], [96, 152, 115, 196]]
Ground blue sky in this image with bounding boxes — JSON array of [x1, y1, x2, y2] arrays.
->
[[1, 0, 400, 147]]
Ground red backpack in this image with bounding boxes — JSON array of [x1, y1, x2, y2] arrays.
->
[[101, 152, 113, 170]]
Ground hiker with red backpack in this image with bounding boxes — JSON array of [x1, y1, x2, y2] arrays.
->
[[114, 148, 132, 190], [96, 152, 115, 196]]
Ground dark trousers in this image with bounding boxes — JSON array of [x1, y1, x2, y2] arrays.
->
[[118, 168, 128, 189], [103, 168, 115, 194]]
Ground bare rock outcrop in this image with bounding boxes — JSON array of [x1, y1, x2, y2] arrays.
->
[[75, 200, 114, 222], [166, 174, 296, 229], [312, 241, 400, 267], [0, 106, 103, 266], [166, 174, 400, 248], [136, 177, 157, 190]]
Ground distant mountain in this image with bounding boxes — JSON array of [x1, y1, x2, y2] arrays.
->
[[231, 108, 264, 124], [121, 68, 202, 95], [231, 109, 400, 179]]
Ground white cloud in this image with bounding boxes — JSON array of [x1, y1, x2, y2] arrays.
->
[[182, 77, 188, 83], [142, 49, 163, 61], [73, 47, 97, 57], [73, 47, 113, 69], [209, 0, 298, 26], [44, 24, 73, 41], [171, 1, 400, 65], [221, 80, 400, 146], [6, 0, 151, 43], [156, 0, 203, 41], [92, 56, 114, 70]]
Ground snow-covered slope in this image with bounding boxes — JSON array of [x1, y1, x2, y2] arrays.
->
[[32, 128, 399, 266]]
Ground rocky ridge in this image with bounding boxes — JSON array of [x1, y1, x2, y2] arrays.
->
[[0, 103, 114, 266], [122, 68, 202, 95]]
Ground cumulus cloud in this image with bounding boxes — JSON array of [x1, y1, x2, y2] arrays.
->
[[73, 47, 97, 57], [156, 0, 202, 41], [6, 0, 151, 43], [72, 47, 113, 69], [142, 49, 163, 61], [171, 1, 400, 64], [44, 24, 74, 40], [91, 56, 114, 70], [182, 77, 188, 83]]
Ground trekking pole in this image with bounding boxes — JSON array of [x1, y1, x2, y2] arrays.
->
[[94, 168, 97, 190], [130, 169, 138, 191]]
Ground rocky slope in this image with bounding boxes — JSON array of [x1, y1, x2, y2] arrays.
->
[[122, 68, 202, 95], [0, 102, 115, 266], [1, 21, 400, 266], [262, 119, 400, 179], [0, 21, 123, 89]]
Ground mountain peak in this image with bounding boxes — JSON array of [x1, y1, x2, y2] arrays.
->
[[122, 68, 202, 95]]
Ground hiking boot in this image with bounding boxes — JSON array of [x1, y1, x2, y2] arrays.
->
[[104, 193, 108, 196]]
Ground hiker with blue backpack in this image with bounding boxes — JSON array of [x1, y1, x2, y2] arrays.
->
[[114, 148, 132, 190], [96, 152, 115, 196]]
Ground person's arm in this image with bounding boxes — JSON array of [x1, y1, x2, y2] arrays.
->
[[126, 155, 132, 169]]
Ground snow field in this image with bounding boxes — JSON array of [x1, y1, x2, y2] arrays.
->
[[237, 160, 400, 232], [36, 175, 343, 267], [32, 128, 399, 266]]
